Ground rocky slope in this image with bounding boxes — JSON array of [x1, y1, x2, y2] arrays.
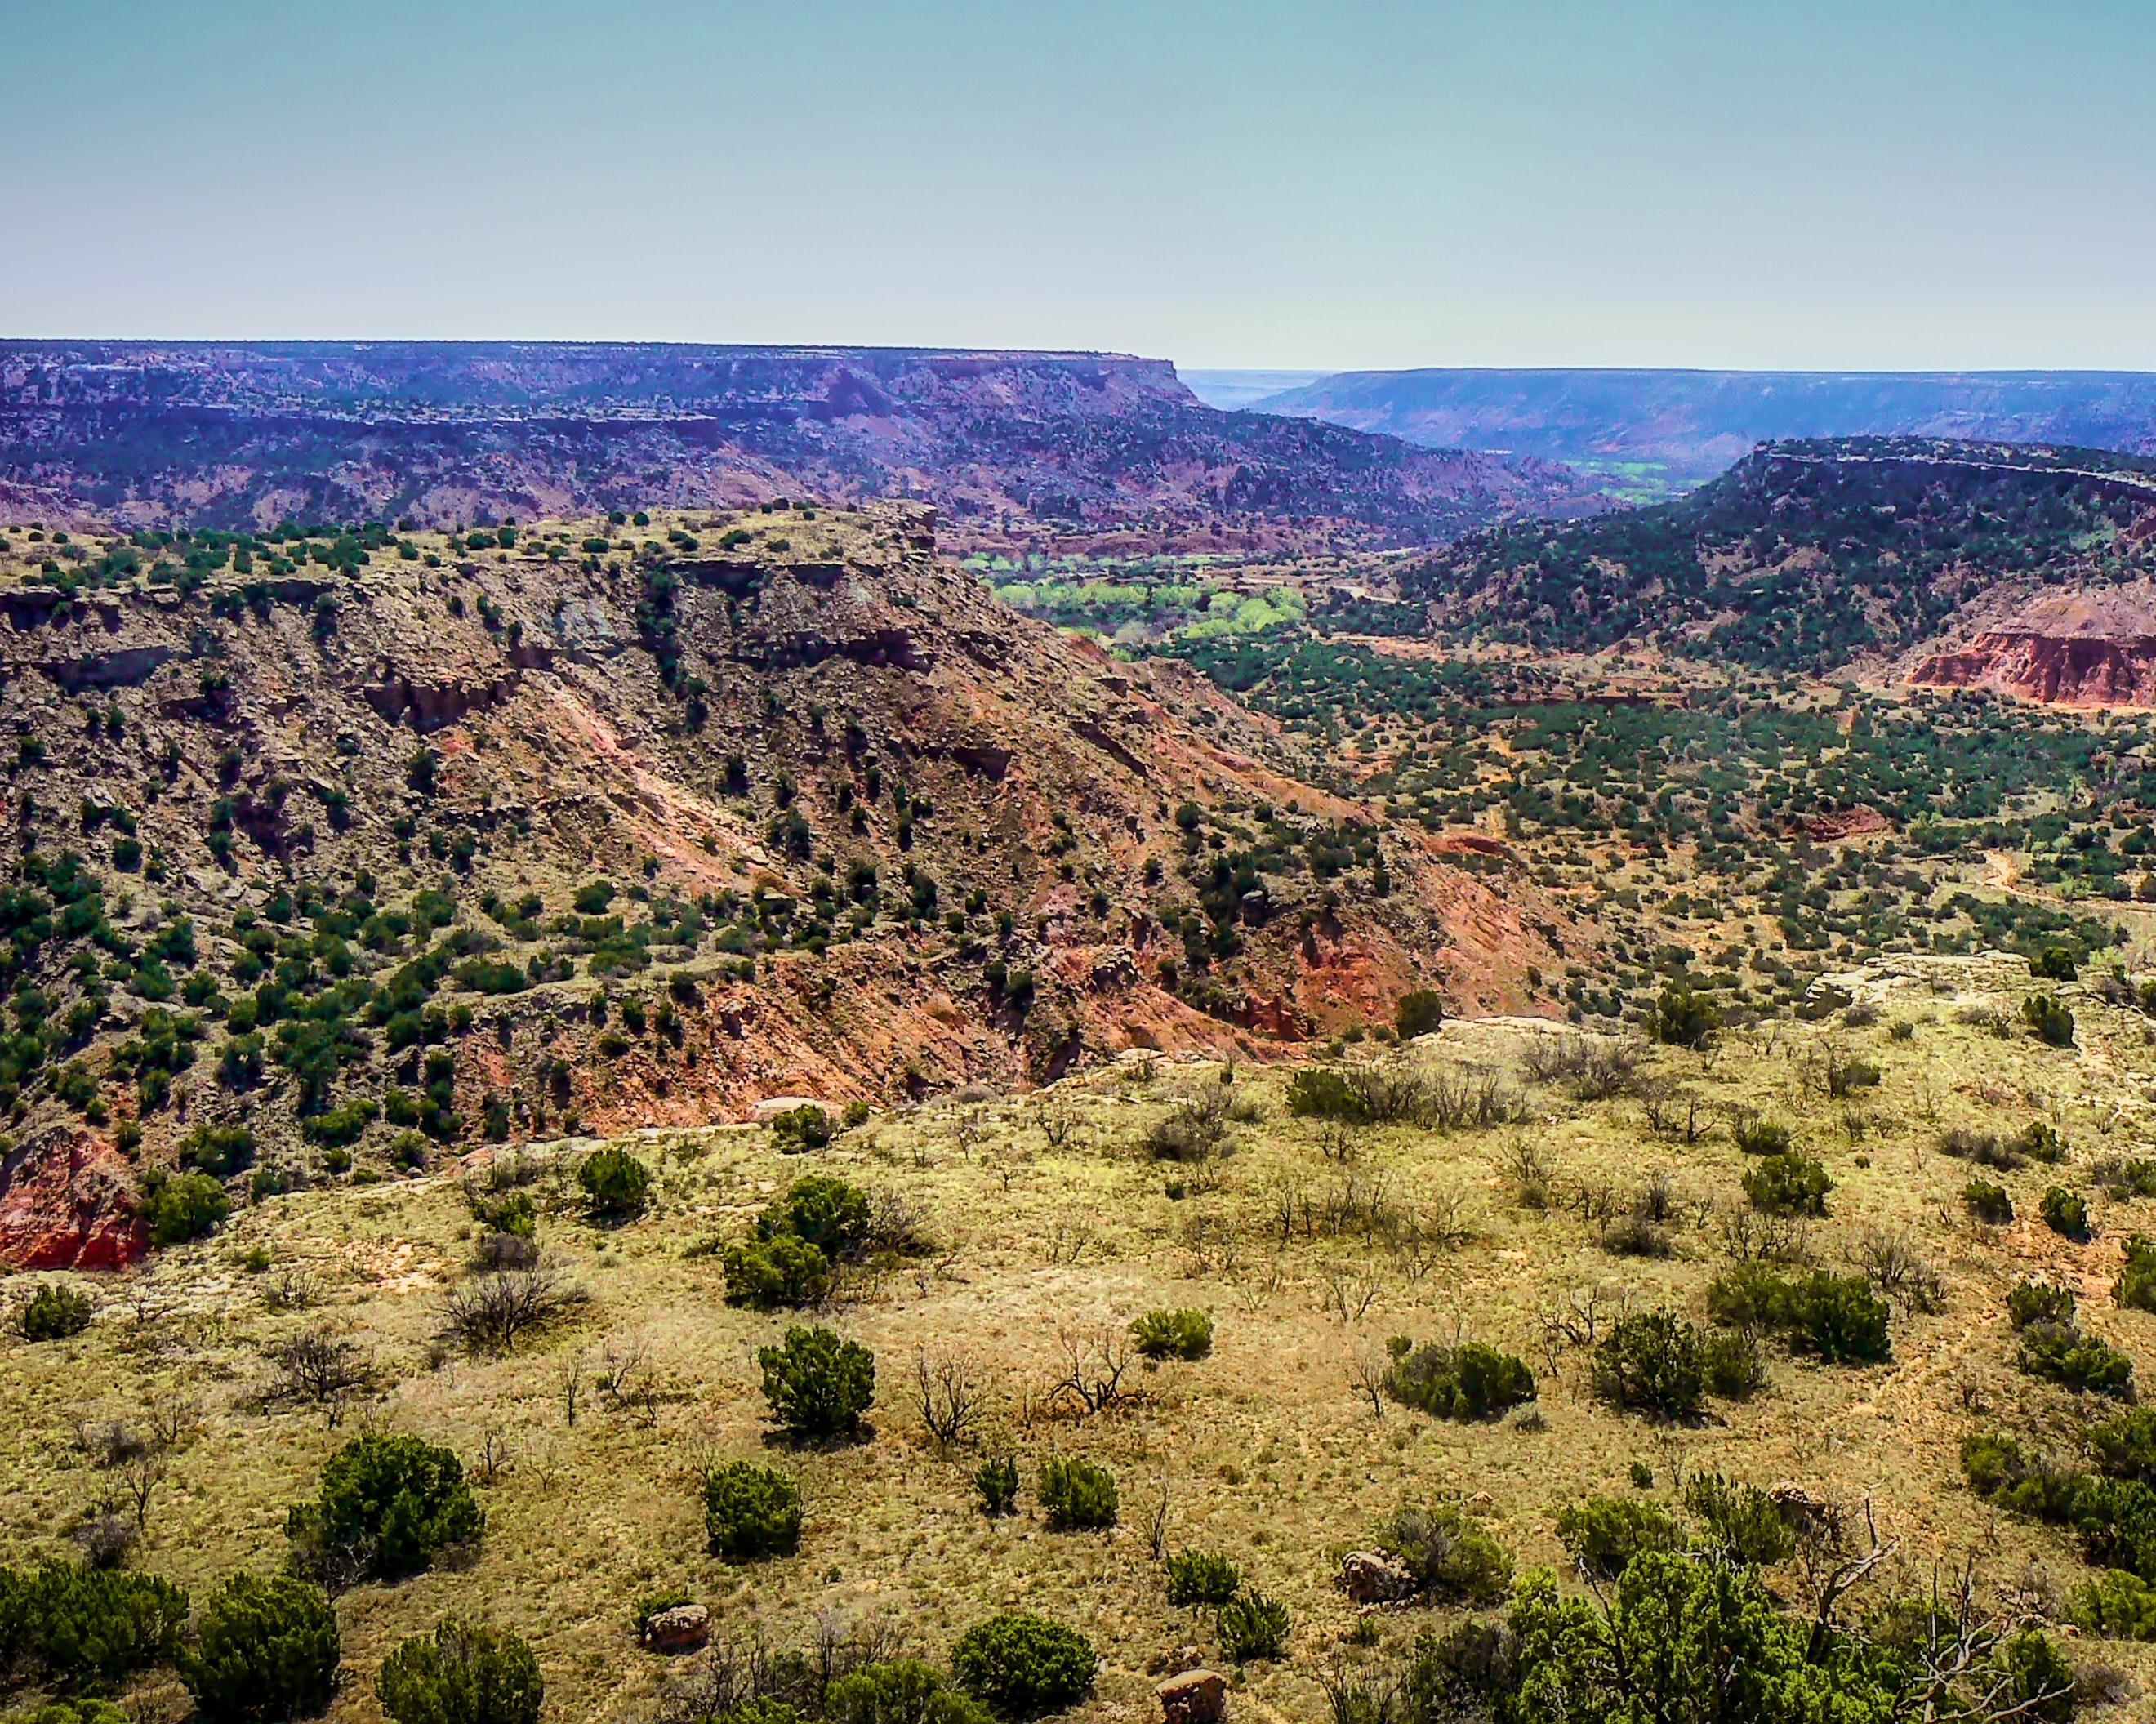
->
[[1401, 437, 2156, 672], [0, 341, 1602, 551], [1251, 367, 2156, 492], [0, 504, 1563, 1267], [1908, 581, 2156, 706]]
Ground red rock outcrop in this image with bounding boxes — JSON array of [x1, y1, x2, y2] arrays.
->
[[1909, 586, 2156, 707], [0, 1129, 145, 1271]]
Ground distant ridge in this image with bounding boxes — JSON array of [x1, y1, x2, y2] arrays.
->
[[1250, 368, 2156, 497]]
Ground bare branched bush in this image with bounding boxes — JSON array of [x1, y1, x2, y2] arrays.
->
[[1848, 1229, 1949, 1316], [914, 1348, 985, 1447], [1502, 1134, 1557, 1209], [1321, 1260, 1388, 1323], [1036, 1095, 1079, 1150], [1047, 1325, 1132, 1418], [1641, 1080, 1709, 1143], [442, 1262, 590, 1354], [1720, 1206, 1815, 1266], [261, 1328, 372, 1424]]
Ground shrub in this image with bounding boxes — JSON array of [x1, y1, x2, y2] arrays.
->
[[1742, 1152, 1832, 1218], [1038, 1456, 1118, 1530], [179, 1122, 256, 1175], [1701, 1329, 1770, 1399], [2008, 1280, 2077, 1330], [2019, 1321, 2135, 1397], [757, 1325, 875, 1441], [1961, 1432, 2086, 1523], [376, 1619, 543, 1724], [180, 1573, 341, 1722], [140, 1169, 229, 1245], [2041, 1186, 2091, 1242], [1374, 1504, 1514, 1606], [1705, 1261, 1788, 1330], [1395, 990, 1446, 1040], [2020, 1121, 2069, 1163], [1682, 1472, 1795, 1566], [287, 1432, 483, 1582], [1383, 1339, 1537, 1422], [578, 1146, 652, 1220], [760, 1174, 872, 1258], [2071, 1567, 2156, 1640], [1164, 1549, 1242, 1606], [1650, 985, 1718, 1049], [20, 1280, 92, 1341], [974, 1455, 1019, 1519], [0, 1561, 189, 1691], [769, 1105, 834, 1152], [1994, 1629, 2077, 1724], [1130, 1307, 1213, 1361], [723, 1234, 834, 1310], [703, 1461, 802, 1560], [1730, 1114, 1794, 1156], [951, 1614, 1096, 1718], [1964, 1179, 2015, 1224], [2023, 994, 2076, 1048], [1285, 1067, 1365, 1123], [2089, 1406, 2156, 1484], [1593, 1310, 1706, 1422], [2123, 1239, 2156, 1316], [1554, 1495, 1684, 1578], [1215, 1589, 1290, 1663], [827, 1660, 992, 1724], [1779, 1272, 1891, 1364]]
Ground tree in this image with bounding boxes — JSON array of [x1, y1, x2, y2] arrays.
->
[[759, 1325, 875, 1441], [376, 1618, 542, 1724], [181, 1574, 341, 1722], [1395, 989, 1446, 1040], [288, 1432, 483, 1582]]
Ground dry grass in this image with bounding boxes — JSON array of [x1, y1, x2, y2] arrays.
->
[[5, 954, 2156, 1718]]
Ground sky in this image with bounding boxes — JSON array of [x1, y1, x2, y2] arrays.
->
[[4, 0, 2154, 371]]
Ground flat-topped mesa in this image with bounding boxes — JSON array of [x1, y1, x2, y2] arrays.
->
[[1909, 584, 2156, 707]]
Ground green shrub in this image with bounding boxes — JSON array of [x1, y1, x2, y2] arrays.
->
[[2020, 1121, 2068, 1163], [1130, 1308, 1213, 1361], [179, 1122, 256, 1174], [140, 1169, 229, 1245], [1650, 984, 1718, 1049], [1705, 1261, 1788, 1330], [1682, 1472, 1795, 1566], [301, 1099, 376, 1150], [1395, 990, 1446, 1040], [723, 1233, 833, 1310], [1780, 1272, 1891, 1364], [19, 1280, 92, 1341], [376, 1618, 542, 1724], [760, 1174, 872, 1258], [1164, 1549, 1242, 1606], [974, 1455, 1019, 1519], [0, 1561, 188, 1691], [1383, 1339, 1537, 1422], [577, 1146, 652, 1220], [1742, 1152, 1832, 1217], [769, 1104, 835, 1152], [2023, 994, 2076, 1048], [1038, 1456, 1117, 1530], [2019, 1321, 2135, 1397], [827, 1660, 993, 1724], [2008, 1280, 2076, 1330], [702, 1461, 802, 1560], [1592, 1310, 1706, 1422], [757, 1325, 875, 1441], [1374, 1504, 1513, 1606], [180, 1573, 340, 1722], [2118, 1238, 2156, 1315], [2089, 1406, 2156, 1483], [1993, 1629, 2077, 1724], [1554, 1495, 1684, 1578], [1215, 1589, 1290, 1663], [1284, 1067, 1365, 1123], [1961, 1432, 2087, 1523], [287, 1432, 483, 1581], [1964, 1179, 2015, 1224], [1700, 1328, 1770, 1399], [2041, 1186, 2091, 1242], [1729, 1114, 1793, 1156], [951, 1613, 1096, 1717], [2071, 1567, 2156, 1640]]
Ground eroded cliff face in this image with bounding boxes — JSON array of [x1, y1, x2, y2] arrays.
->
[[1908, 585, 2156, 707], [0, 502, 1569, 1267]]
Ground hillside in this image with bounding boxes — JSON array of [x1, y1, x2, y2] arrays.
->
[[0, 342, 1602, 553], [0, 502, 1561, 1271], [1400, 438, 2156, 673], [1253, 368, 2156, 496]]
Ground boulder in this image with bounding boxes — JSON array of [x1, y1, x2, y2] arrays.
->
[[1157, 1668, 1227, 1724], [751, 1096, 831, 1125], [642, 1603, 710, 1655], [1339, 1549, 1416, 1604]]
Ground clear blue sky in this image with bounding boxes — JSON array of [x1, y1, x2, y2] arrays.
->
[[5, 0, 2152, 369]]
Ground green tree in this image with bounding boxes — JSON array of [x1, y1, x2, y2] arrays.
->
[[376, 1618, 542, 1724], [758, 1325, 875, 1441], [180, 1574, 341, 1722]]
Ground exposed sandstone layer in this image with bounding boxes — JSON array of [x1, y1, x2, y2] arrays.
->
[[1908, 583, 2156, 707]]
